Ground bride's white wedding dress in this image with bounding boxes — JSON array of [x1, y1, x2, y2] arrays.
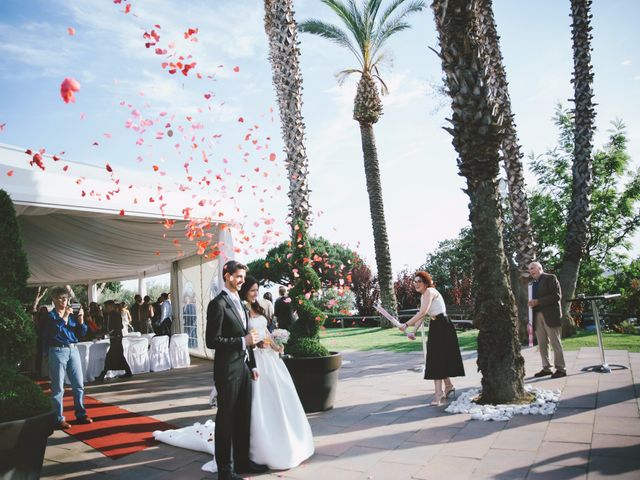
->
[[154, 315, 314, 472], [246, 314, 314, 469]]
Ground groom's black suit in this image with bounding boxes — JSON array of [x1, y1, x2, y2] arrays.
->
[[206, 290, 256, 477]]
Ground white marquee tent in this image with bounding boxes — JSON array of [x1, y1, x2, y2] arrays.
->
[[0, 143, 239, 358]]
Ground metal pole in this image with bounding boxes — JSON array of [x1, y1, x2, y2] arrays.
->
[[591, 298, 611, 373]]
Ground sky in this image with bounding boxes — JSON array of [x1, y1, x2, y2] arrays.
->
[[1, 0, 639, 281]]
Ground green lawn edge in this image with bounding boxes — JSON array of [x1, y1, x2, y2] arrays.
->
[[319, 327, 640, 353]]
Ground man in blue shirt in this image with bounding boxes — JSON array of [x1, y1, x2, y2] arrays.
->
[[44, 287, 93, 429]]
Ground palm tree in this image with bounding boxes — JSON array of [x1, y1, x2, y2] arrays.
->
[[474, 0, 537, 338], [263, 0, 328, 357], [558, 0, 596, 335], [299, 0, 425, 321], [431, 0, 527, 403]]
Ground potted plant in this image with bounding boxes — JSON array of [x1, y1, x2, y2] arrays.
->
[[0, 189, 55, 479], [281, 221, 342, 413]]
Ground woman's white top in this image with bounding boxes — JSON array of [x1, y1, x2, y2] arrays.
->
[[423, 287, 446, 316]]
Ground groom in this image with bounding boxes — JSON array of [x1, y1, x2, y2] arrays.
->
[[206, 260, 269, 480]]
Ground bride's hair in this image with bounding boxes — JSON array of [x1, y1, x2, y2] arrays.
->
[[239, 275, 266, 317]]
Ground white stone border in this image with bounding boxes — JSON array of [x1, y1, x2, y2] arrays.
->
[[445, 385, 560, 421]]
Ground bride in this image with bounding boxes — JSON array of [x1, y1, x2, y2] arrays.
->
[[238, 275, 314, 470]]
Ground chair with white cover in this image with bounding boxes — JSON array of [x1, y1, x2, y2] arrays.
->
[[125, 331, 142, 337], [125, 336, 150, 374], [149, 335, 171, 372], [169, 333, 191, 369], [141, 333, 155, 343], [86, 340, 110, 382]]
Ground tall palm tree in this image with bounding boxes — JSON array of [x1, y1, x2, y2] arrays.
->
[[431, 0, 526, 403], [474, 0, 537, 338], [299, 0, 425, 320], [263, 0, 328, 357], [558, 0, 596, 335]]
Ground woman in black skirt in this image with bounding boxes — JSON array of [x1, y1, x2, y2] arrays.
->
[[399, 271, 465, 406], [96, 300, 132, 381]]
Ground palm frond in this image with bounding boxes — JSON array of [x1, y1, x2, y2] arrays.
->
[[335, 68, 363, 85], [371, 1, 425, 58], [373, 19, 411, 53], [299, 19, 363, 64], [373, 73, 390, 95], [320, 0, 365, 50], [376, 0, 425, 33], [365, 0, 385, 23]]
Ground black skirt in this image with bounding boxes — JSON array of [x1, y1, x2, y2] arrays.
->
[[424, 314, 465, 380], [103, 335, 131, 372]]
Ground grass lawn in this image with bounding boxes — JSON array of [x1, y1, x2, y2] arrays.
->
[[319, 326, 640, 353]]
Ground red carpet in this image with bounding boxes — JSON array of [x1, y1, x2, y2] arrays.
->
[[41, 382, 175, 459]]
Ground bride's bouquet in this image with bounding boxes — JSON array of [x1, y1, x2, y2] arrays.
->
[[271, 328, 290, 348]]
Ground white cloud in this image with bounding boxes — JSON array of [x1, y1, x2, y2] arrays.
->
[[622, 59, 632, 66]]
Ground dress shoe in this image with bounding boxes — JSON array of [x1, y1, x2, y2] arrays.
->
[[236, 460, 269, 474], [56, 421, 71, 430], [75, 416, 93, 425], [429, 393, 447, 406], [533, 369, 552, 378], [551, 370, 567, 378]]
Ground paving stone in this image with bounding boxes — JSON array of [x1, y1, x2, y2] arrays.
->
[[551, 407, 595, 424], [413, 455, 480, 480], [534, 441, 590, 468], [593, 415, 640, 436], [439, 432, 499, 459], [526, 463, 587, 480], [473, 448, 536, 477], [544, 422, 593, 444], [491, 428, 545, 451], [591, 433, 640, 458], [593, 401, 639, 417], [587, 455, 640, 480]]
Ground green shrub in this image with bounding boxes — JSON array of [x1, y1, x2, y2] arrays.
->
[[0, 366, 51, 422], [612, 320, 639, 335], [0, 190, 30, 302], [285, 220, 329, 358], [0, 294, 36, 367]]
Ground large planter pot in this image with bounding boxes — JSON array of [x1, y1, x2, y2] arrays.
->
[[283, 352, 342, 413], [0, 410, 55, 480]]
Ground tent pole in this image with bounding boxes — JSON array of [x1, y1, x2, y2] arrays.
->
[[138, 274, 146, 297], [88, 282, 97, 304]]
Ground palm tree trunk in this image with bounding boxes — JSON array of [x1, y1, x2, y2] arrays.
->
[[432, 0, 526, 403], [559, 0, 596, 335], [475, 0, 537, 340], [264, 0, 311, 227], [359, 122, 397, 324]]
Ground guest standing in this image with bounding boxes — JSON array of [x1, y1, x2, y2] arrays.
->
[[96, 300, 132, 381], [141, 295, 154, 333], [130, 294, 143, 332], [273, 286, 294, 330], [399, 271, 465, 406], [43, 287, 93, 429], [528, 262, 566, 378]]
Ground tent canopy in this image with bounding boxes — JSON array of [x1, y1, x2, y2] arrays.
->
[[0, 143, 237, 285]]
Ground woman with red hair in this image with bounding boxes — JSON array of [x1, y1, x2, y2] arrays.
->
[[400, 271, 465, 406]]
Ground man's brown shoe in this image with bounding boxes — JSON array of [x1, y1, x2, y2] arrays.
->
[[76, 416, 93, 424], [56, 421, 71, 430], [551, 370, 567, 378], [533, 369, 552, 378]]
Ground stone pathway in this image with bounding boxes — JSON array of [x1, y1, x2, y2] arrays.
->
[[42, 346, 640, 479]]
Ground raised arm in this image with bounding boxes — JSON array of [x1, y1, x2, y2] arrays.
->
[[399, 292, 432, 332]]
